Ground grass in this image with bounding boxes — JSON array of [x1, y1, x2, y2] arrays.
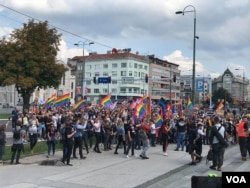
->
[[3, 141, 62, 161], [0, 114, 11, 119]]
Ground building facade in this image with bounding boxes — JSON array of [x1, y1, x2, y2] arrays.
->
[[68, 49, 181, 103], [212, 68, 249, 107]]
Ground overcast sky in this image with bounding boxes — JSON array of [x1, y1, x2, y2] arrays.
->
[[0, 0, 249, 79]]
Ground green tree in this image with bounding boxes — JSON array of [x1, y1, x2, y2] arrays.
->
[[0, 19, 68, 111], [212, 87, 233, 106]]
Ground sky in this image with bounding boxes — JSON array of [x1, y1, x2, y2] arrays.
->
[[0, 0, 249, 79]]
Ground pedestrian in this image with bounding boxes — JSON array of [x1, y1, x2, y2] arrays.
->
[[125, 119, 136, 158], [28, 114, 39, 154], [72, 118, 87, 159], [161, 119, 171, 156], [174, 117, 187, 151], [61, 120, 76, 166], [93, 117, 102, 153], [187, 124, 203, 165], [236, 116, 249, 161], [11, 107, 19, 129], [209, 116, 228, 171], [10, 122, 25, 164], [195, 122, 204, 162], [0, 120, 10, 164], [114, 119, 126, 154], [150, 119, 156, 147], [138, 120, 151, 159], [46, 125, 57, 158]]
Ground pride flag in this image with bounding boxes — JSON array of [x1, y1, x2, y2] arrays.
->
[[101, 95, 112, 108], [155, 115, 163, 128], [54, 93, 70, 108], [72, 99, 87, 111], [187, 97, 193, 109], [44, 93, 57, 109], [158, 98, 166, 116], [216, 101, 224, 110], [134, 102, 146, 120]]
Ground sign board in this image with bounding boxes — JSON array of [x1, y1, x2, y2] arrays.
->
[[98, 77, 110, 84], [121, 77, 134, 84], [196, 79, 204, 92]]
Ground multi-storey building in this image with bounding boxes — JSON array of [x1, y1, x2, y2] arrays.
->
[[212, 68, 249, 107], [68, 49, 181, 104]]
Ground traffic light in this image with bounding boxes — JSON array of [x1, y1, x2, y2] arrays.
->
[[145, 74, 148, 83], [173, 74, 176, 82], [93, 77, 96, 84], [108, 76, 111, 83]]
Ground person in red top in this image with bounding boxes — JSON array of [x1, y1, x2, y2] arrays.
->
[[236, 116, 249, 161], [161, 119, 171, 156], [137, 119, 151, 159]]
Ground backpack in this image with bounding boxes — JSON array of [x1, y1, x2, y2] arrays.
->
[[13, 129, 21, 140], [206, 149, 213, 164]]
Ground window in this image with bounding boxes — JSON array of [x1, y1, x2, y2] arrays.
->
[[94, 64, 100, 69], [87, 88, 91, 93], [120, 88, 126, 93], [112, 63, 118, 68], [103, 64, 108, 68], [112, 88, 117, 93], [94, 72, 100, 77], [141, 72, 145, 78], [86, 65, 91, 69], [134, 71, 138, 77], [85, 72, 91, 78], [112, 71, 117, 76], [62, 74, 65, 85], [139, 64, 143, 69], [86, 80, 91, 85], [121, 71, 126, 76], [129, 62, 133, 68], [121, 62, 127, 68], [144, 65, 148, 70], [103, 72, 109, 76], [112, 80, 117, 84], [103, 88, 108, 93], [129, 71, 133, 76], [71, 82, 74, 89], [78, 73, 83, 79], [77, 64, 82, 71], [134, 63, 137, 68], [94, 89, 99, 93]]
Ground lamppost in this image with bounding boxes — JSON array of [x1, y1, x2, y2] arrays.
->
[[235, 68, 245, 106], [176, 5, 198, 105], [74, 41, 94, 99]]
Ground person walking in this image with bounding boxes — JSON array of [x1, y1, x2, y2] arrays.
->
[[61, 120, 76, 166], [174, 117, 187, 151], [10, 123, 25, 164], [209, 116, 228, 171], [236, 116, 249, 161], [93, 117, 102, 153], [28, 114, 39, 154], [0, 120, 10, 164], [114, 119, 126, 155], [138, 120, 151, 159], [125, 119, 136, 158], [46, 125, 57, 158], [161, 119, 171, 156]]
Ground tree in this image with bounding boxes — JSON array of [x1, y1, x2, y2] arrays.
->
[[212, 87, 233, 105], [0, 19, 68, 111]]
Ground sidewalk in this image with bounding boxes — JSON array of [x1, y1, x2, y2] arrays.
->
[[0, 140, 211, 188]]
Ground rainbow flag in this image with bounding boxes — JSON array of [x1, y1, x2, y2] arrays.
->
[[155, 115, 163, 128], [129, 99, 137, 109], [54, 93, 70, 108], [158, 98, 166, 116], [216, 101, 224, 110], [139, 95, 148, 103], [101, 95, 112, 107], [134, 102, 146, 120], [44, 93, 57, 109], [187, 97, 193, 109], [72, 99, 87, 111]]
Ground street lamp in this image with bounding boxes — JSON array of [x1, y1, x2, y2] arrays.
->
[[235, 68, 245, 105], [74, 41, 94, 99], [176, 5, 198, 105]]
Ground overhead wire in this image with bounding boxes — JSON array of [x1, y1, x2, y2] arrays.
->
[[0, 4, 113, 49]]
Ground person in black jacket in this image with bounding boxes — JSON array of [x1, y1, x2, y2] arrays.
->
[[61, 120, 76, 166]]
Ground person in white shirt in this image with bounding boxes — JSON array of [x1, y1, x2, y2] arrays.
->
[[150, 119, 156, 147], [93, 117, 102, 153]]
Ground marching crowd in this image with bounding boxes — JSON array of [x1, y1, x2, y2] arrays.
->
[[0, 103, 250, 171]]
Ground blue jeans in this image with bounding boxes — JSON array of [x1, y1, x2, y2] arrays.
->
[[38, 122, 45, 138], [176, 132, 186, 150]]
